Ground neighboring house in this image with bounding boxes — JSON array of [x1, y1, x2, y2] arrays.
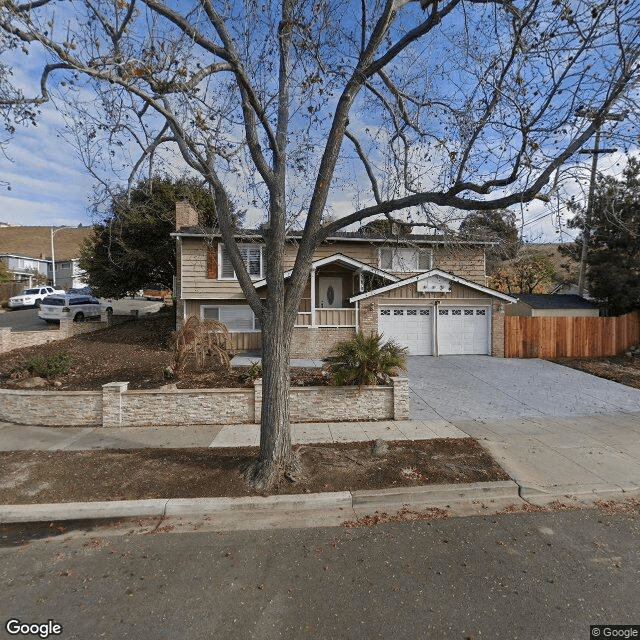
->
[[47, 258, 87, 291], [505, 294, 600, 318], [0, 253, 50, 285], [0, 226, 92, 290], [173, 202, 517, 358], [0, 253, 86, 290]]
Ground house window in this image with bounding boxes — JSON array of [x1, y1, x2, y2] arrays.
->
[[219, 244, 264, 279], [379, 247, 432, 271], [200, 305, 261, 331]]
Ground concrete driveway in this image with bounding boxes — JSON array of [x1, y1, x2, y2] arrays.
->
[[408, 356, 640, 502]]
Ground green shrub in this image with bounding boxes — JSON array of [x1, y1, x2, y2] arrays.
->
[[240, 361, 262, 383], [327, 332, 407, 386], [27, 352, 71, 378]]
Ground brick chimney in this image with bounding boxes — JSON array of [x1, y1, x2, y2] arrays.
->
[[175, 200, 199, 230]]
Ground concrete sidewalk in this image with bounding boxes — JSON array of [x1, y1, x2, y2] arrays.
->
[[0, 419, 466, 451], [2, 411, 640, 530]]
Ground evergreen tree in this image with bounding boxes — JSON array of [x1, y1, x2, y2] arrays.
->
[[561, 157, 640, 315], [80, 176, 225, 299]]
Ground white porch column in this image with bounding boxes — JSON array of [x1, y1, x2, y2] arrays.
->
[[310, 266, 317, 327]]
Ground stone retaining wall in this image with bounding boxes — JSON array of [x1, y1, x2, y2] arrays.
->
[[0, 377, 409, 428], [0, 317, 110, 354]]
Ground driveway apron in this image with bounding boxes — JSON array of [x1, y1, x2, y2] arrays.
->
[[408, 356, 640, 500]]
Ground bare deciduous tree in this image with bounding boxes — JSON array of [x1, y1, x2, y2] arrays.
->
[[1, 0, 638, 488]]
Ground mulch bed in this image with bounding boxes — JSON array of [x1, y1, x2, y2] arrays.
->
[[549, 355, 640, 390], [0, 438, 509, 505]]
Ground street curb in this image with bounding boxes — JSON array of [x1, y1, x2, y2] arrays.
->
[[352, 480, 521, 517], [0, 482, 521, 526], [519, 483, 640, 506]]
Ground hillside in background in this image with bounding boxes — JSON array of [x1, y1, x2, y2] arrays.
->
[[0, 226, 93, 260], [521, 243, 578, 289]]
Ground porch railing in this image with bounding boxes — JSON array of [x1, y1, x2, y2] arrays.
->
[[295, 307, 357, 327]]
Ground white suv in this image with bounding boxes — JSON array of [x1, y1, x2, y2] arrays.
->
[[8, 286, 65, 309], [38, 294, 113, 324]]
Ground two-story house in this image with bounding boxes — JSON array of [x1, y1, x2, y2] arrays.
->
[[173, 201, 516, 358]]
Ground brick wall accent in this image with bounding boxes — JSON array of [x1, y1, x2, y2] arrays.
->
[[0, 378, 409, 427], [491, 299, 506, 357], [290, 326, 356, 358], [358, 299, 379, 336], [0, 318, 110, 355], [175, 200, 199, 229]]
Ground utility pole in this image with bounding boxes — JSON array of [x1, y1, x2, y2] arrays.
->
[[575, 107, 625, 297], [50, 226, 73, 288]]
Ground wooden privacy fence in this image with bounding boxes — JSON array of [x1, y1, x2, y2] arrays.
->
[[504, 312, 640, 358]]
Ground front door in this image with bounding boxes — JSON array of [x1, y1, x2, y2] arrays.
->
[[319, 277, 342, 308]]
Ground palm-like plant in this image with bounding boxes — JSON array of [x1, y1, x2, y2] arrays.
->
[[327, 332, 407, 386]]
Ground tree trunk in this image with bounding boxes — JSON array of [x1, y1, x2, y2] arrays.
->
[[245, 299, 296, 491]]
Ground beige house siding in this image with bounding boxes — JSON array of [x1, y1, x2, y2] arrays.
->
[[433, 246, 486, 285], [179, 237, 487, 299]]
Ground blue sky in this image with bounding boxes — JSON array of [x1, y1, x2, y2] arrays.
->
[[0, 105, 95, 228], [0, 0, 635, 241], [1, 96, 599, 240]]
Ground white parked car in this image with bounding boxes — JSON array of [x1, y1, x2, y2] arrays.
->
[[8, 286, 65, 309], [38, 294, 113, 324]]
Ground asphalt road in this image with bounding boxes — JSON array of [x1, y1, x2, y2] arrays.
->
[[0, 299, 163, 332], [1, 509, 638, 640]]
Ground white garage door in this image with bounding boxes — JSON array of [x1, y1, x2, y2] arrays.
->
[[379, 307, 433, 355], [437, 307, 490, 355]]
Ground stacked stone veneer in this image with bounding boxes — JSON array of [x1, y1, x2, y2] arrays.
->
[[0, 318, 110, 354], [0, 377, 409, 428], [290, 326, 356, 359], [1, 389, 102, 426]]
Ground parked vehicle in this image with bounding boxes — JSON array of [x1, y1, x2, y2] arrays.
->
[[8, 286, 65, 309], [38, 294, 113, 323], [143, 284, 172, 301]]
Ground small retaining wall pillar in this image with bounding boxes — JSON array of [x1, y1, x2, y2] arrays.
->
[[391, 377, 409, 420], [102, 382, 129, 428], [0, 327, 10, 352]]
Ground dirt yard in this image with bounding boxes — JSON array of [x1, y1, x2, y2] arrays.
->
[[550, 356, 640, 390], [0, 438, 509, 505], [0, 311, 325, 390]]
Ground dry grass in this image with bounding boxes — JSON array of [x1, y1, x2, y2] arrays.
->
[[0, 226, 93, 260]]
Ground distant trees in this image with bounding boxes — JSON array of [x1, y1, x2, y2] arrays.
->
[[0, 259, 10, 283], [560, 156, 640, 315], [360, 218, 413, 237], [490, 255, 556, 294], [79, 177, 221, 299], [459, 209, 521, 274]]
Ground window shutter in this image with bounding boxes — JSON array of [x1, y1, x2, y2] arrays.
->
[[207, 244, 218, 279]]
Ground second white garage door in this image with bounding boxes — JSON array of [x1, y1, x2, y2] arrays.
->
[[436, 307, 490, 355], [379, 305, 490, 355]]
